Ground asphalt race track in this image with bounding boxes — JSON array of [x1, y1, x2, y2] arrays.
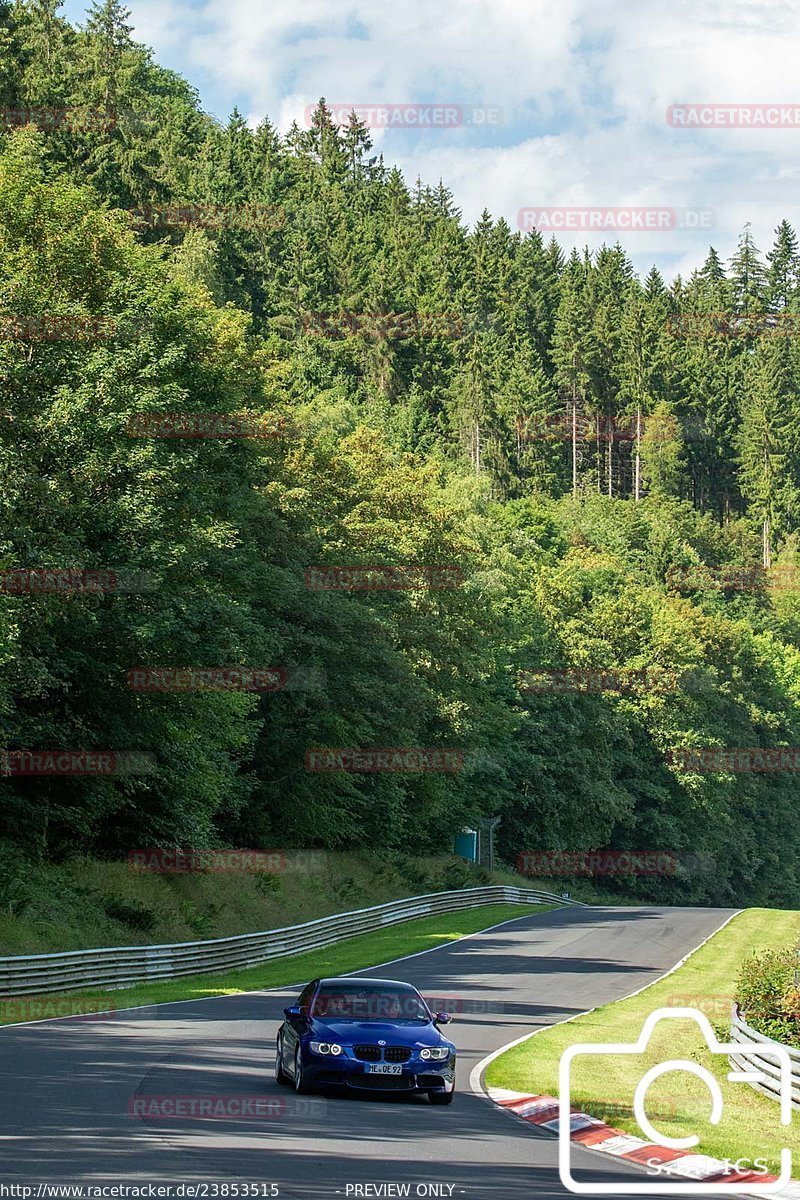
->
[[0, 905, 737, 1199]]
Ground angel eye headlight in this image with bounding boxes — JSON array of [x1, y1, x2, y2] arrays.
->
[[420, 1046, 450, 1060], [310, 1041, 342, 1056]]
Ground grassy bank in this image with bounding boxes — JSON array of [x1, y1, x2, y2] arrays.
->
[[485, 908, 800, 1176], [0, 901, 556, 1023], [0, 848, 538, 955]]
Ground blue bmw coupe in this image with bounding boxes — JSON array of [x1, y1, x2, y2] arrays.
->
[[275, 976, 456, 1103]]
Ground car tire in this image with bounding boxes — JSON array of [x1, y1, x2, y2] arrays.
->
[[429, 1087, 455, 1105], [294, 1044, 311, 1094], [275, 1033, 289, 1085]]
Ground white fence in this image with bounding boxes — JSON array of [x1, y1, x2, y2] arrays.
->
[[0, 884, 577, 998], [730, 1005, 800, 1109]]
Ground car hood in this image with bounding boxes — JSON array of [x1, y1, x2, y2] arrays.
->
[[309, 1019, 447, 1048]]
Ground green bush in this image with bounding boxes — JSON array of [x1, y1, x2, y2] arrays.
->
[[253, 872, 281, 896], [179, 900, 221, 939], [101, 896, 157, 934], [735, 945, 800, 1046], [382, 854, 429, 894], [0, 842, 31, 915], [332, 874, 365, 905], [441, 858, 479, 890]]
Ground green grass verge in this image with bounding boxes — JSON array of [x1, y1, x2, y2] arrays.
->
[[485, 908, 800, 1177], [0, 848, 536, 954], [0, 901, 556, 1025]]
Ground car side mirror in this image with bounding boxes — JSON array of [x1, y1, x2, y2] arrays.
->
[[284, 1005, 302, 1019], [434, 1012, 452, 1024]]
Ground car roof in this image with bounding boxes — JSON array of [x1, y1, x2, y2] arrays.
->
[[316, 976, 420, 988]]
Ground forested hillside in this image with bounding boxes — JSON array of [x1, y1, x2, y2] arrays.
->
[[3, 0, 800, 910]]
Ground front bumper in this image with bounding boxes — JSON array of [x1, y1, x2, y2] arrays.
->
[[303, 1055, 456, 1093]]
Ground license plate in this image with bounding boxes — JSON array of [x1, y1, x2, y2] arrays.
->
[[366, 1063, 402, 1075]]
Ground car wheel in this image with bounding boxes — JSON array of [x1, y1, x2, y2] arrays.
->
[[429, 1087, 455, 1105], [294, 1044, 311, 1094], [275, 1033, 288, 1085]]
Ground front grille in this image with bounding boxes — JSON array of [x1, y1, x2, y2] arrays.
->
[[353, 1044, 382, 1062], [353, 1044, 412, 1063], [384, 1047, 412, 1063]]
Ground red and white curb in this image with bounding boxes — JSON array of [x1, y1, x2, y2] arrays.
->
[[486, 1088, 800, 1197]]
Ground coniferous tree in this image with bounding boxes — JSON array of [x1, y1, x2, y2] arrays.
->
[[619, 279, 670, 499], [551, 258, 598, 496], [14, 0, 71, 101], [640, 402, 687, 499], [697, 246, 728, 299], [729, 224, 768, 314], [590, 244, 633, 495], [497, 344, 564, 496], [738, 336, 800, 565], [767, 219, 800, 310], [0, 1, 21, 106], [680, 251, 743, 519], [80, 0, 133, 109]]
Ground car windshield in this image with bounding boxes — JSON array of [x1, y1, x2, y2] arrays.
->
[[311, 982, 431, 1022]]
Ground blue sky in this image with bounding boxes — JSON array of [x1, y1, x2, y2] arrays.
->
[[63, 0, 800, 280]]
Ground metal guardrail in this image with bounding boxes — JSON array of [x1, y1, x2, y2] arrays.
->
[[730, 1005, 800, 1109], [0, 884, 579, 998]]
